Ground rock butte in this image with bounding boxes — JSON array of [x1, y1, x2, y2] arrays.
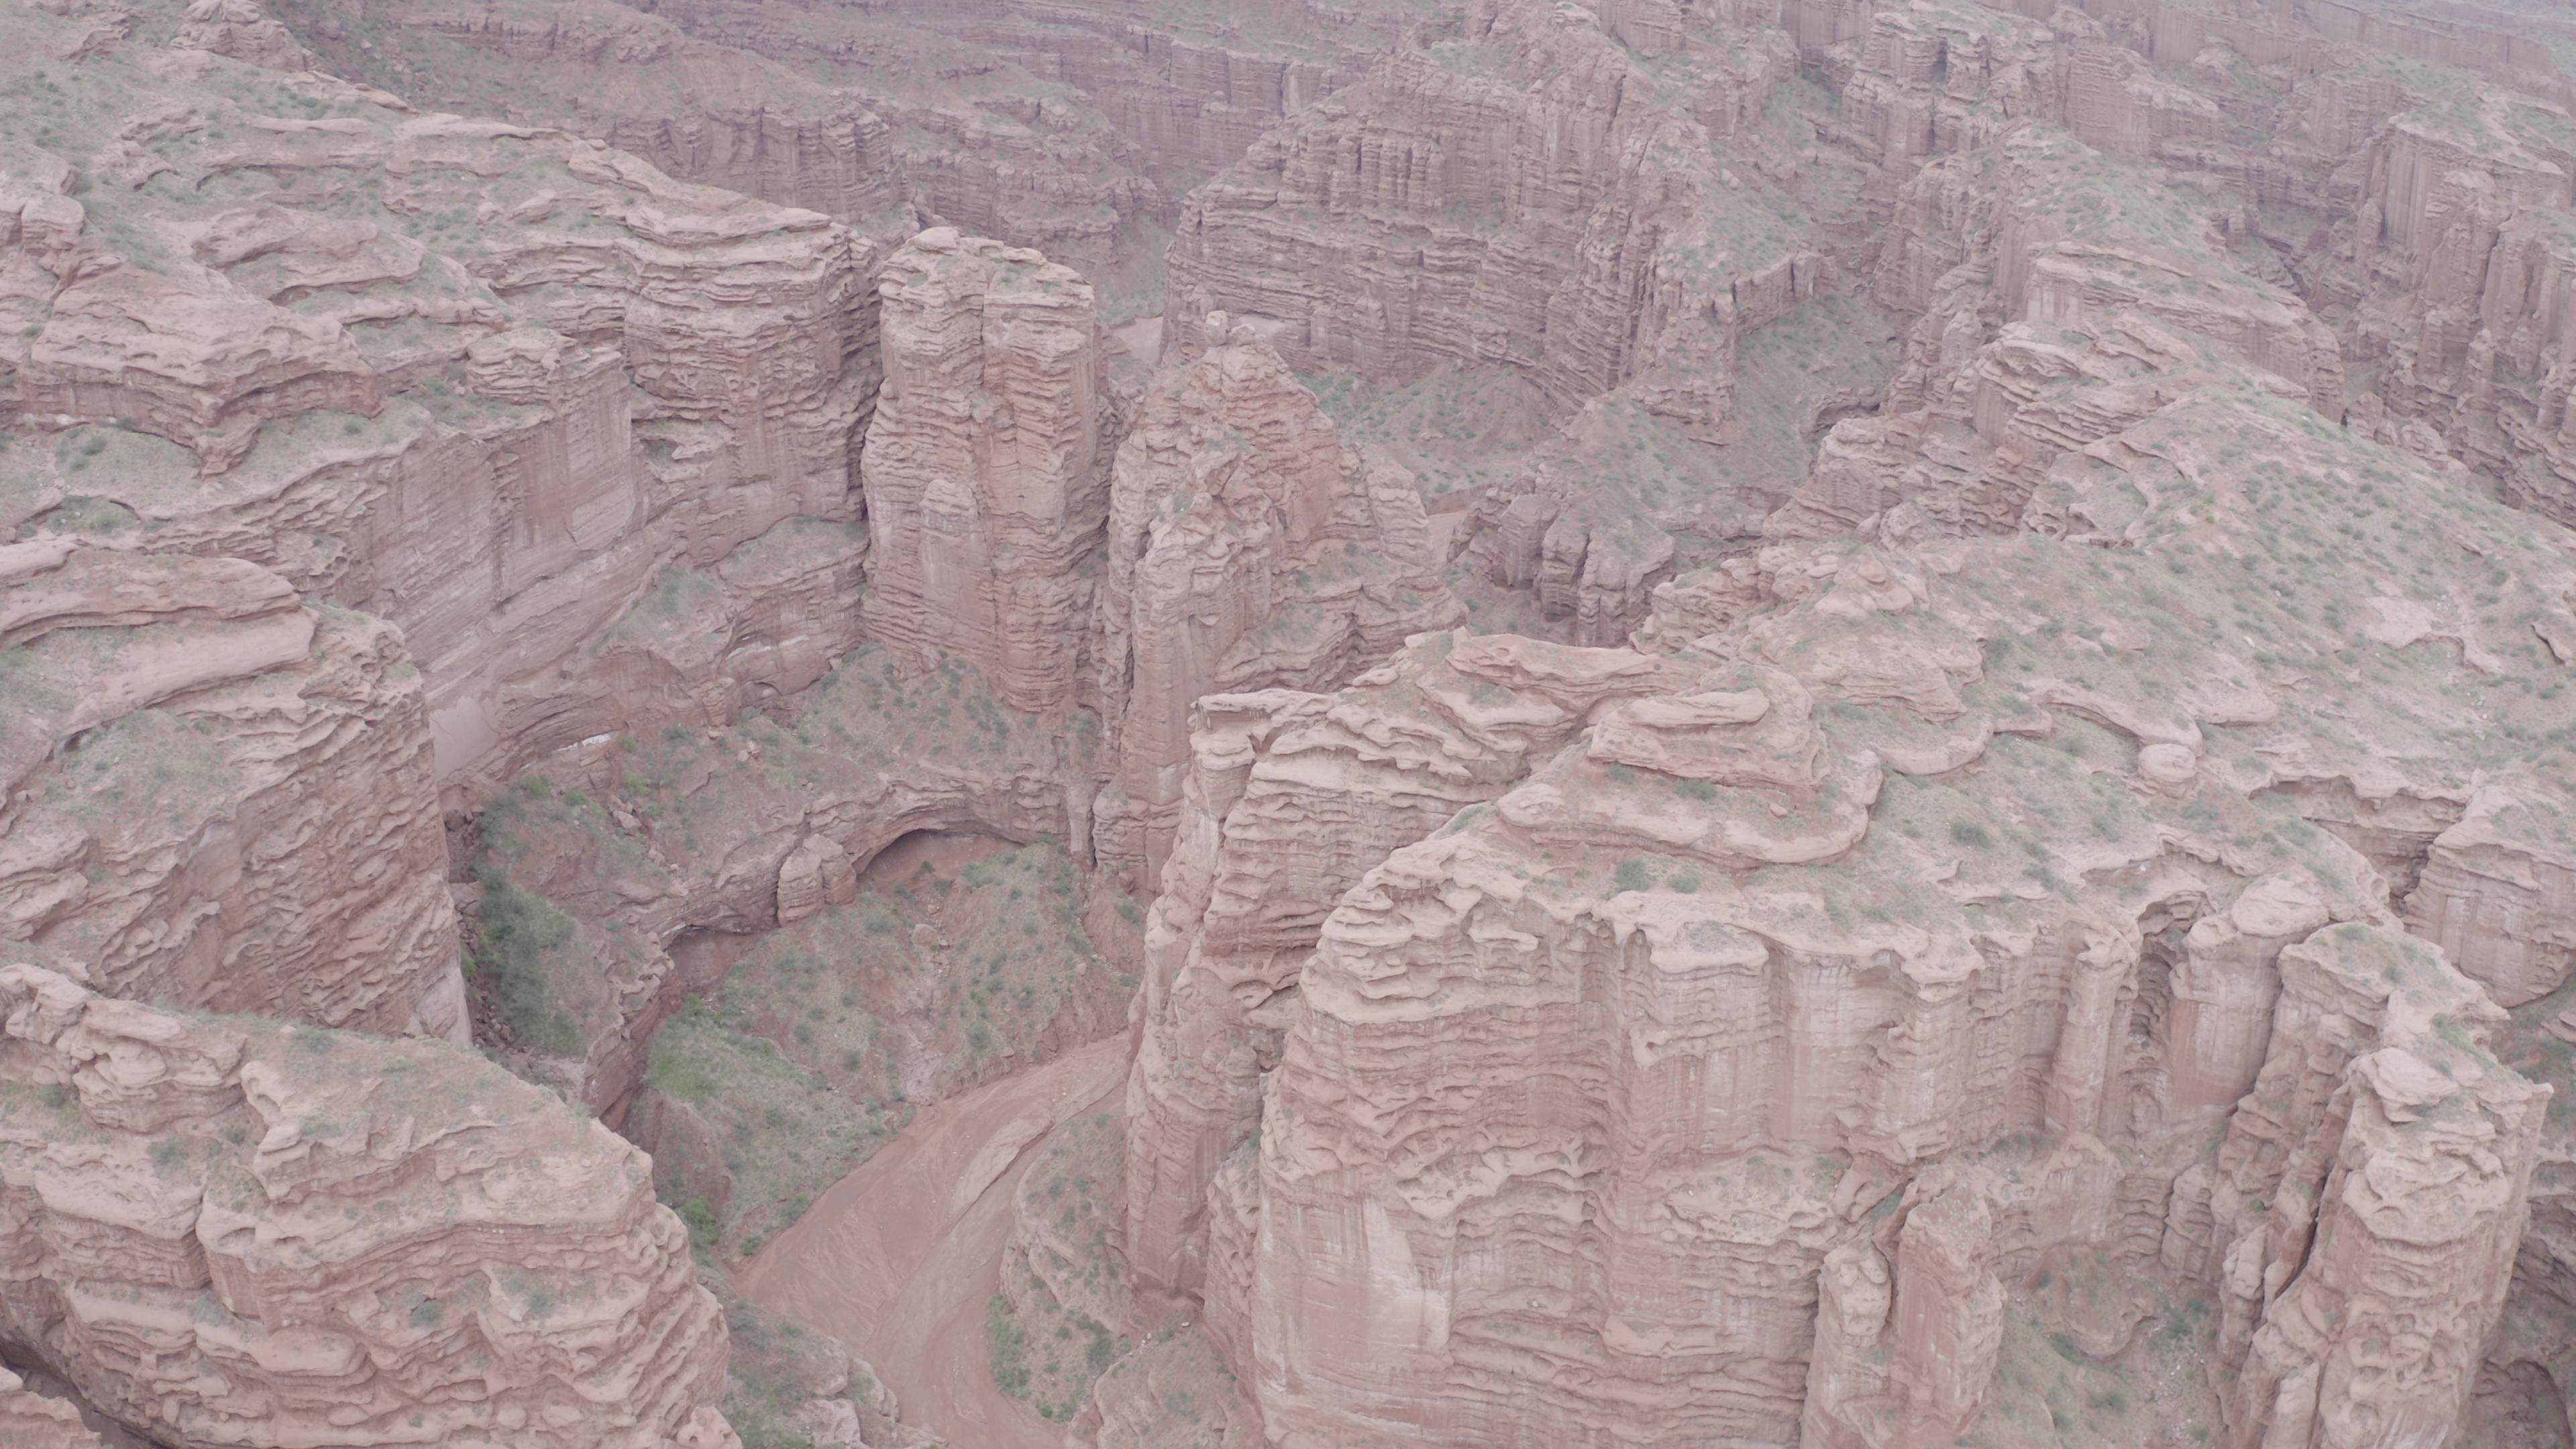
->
[[0, 0, 2574, 1446]]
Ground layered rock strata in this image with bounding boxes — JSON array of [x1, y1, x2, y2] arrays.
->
[[1090, 313, 1461, 881], [0, 1370, 106, 1449], [1128, 70, 2576, 1434], [269, 0, 1436, 292], [1163, 0, 1814, 427], [0, 542, 464, 1039], [0, 5, 886, 804], [859, 229, 1124, 716], [0, 963, 733, 1449], [270, 0, 917, 237], [1171, 377, 2576, 1445], [1124, 631, 1701, 1306], [1772, 126, 2343, 539]]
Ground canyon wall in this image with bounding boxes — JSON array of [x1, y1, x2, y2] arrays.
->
[[0, 963, 733, 1449], [1091, 312, 1461, 881], [1126, 48, 2576, 1436], [1146, 373, 2576, 1445], [0, 543, 464, 1039], [1161, 0, 1815, 425], [266, 0, 1438, 295], [859, 228, 1123, 716], [0, 7, 887, 807]]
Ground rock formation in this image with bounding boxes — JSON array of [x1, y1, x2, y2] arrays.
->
[[263, 0, 1437, 294], [859, 229, 1124, 715], [1163, 0, 1814, 425], [1144, 368, 2576, 1444], [16, 0, 2576, 1446], [0, 1369, 107, 1449], [1091, 312, 1461, 880], [0, 542, 465, 1040], [0, 963, 733, 1449], [1122, 28, 2576, 1434], [1, 5, 886, 805]]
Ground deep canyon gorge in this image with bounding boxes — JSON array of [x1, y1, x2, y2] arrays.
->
[[3, 0, 2576, 1445]]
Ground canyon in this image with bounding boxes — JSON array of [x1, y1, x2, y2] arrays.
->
[[2, 0, 2576, 1445]]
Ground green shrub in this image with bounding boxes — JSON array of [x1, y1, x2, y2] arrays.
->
[[470, 866, 583, 1057]]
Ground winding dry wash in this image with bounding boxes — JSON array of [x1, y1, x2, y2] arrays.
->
[[2, 0, 2575, 1446]]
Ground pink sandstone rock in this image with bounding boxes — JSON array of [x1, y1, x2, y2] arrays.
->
[[0, 963, 731, 1449], [860, 227, 1124, 716]]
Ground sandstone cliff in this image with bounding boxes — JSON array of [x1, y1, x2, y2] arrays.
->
[[0, 1, 887, 806], [1124, 56, 2576, 1430], [0, 541, 465, 1040], [1091, 312, 1461, 881], [859, 229, 1124, 716], [1150, 372, 2576, 1445], [1163, 0, 1813, 426], [0, 963, 733, 1449]]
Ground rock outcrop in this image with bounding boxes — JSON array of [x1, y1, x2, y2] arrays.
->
[[1126, 74, 2576, 1429], [1090, 313, 1460, 881], [270, 0, 916, 237], [859, 229, 1124, 716], [1771, 125, 2343, 540], [1163, 372, 2576, 1445], [0, 1370, 106, 1449], [1163, 0, 1813, 427], [267, 0, 1436, 294], [2201, 924, 2545, 1449], [1123, 631, 1698, 1307], [0, 542, 464, 1040], [0, 7, 886, 805], [0, 963, 733, 1449]]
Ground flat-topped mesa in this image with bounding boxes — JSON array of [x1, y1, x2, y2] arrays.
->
[[860, 227, 1124, 716], [1089, 312, 1462, 884], [1161, 0, 1812, 428], [0, 964, 735, 1449], [0, 542, 464, 1040]]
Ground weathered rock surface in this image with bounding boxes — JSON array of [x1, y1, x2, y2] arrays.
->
[[1771, 126, 2343, 541], [0, 3, 886, 804], [1126, 60, 2576, 1434], [859, 228, 1125, 716], [270, 0, 916, 237], [267, 0, 1436, 297], [0, 963, 733, 1449], [0, 542, 464, 1039], [1091, 312, 1460, 881], [1164, 0, 1815, 427], [1123, 631, 1698, 1307], [0, 1368, 107, 1449]]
